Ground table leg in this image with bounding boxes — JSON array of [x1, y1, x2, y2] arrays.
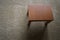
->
[[42, 21, 51, 33], [28, 21, 31, 29], [43, 21, 51, 32], [45, 21, 51, 27], [41, 21, 51, 38]]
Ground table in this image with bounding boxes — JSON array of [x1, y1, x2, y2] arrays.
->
[[27, 4, 53, 29]]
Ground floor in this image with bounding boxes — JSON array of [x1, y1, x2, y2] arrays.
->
[[0, 0, 60, 40]]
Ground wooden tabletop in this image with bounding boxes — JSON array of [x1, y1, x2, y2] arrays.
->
[[28, 4, 53, 21]]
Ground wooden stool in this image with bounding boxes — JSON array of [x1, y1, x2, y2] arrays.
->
[[27, 4, 53, 29]]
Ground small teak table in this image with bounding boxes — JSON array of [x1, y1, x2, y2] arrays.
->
[[27, 4, 53, 29]]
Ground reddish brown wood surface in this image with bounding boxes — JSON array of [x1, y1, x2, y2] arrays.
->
[[28, 5, 53, 21]]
